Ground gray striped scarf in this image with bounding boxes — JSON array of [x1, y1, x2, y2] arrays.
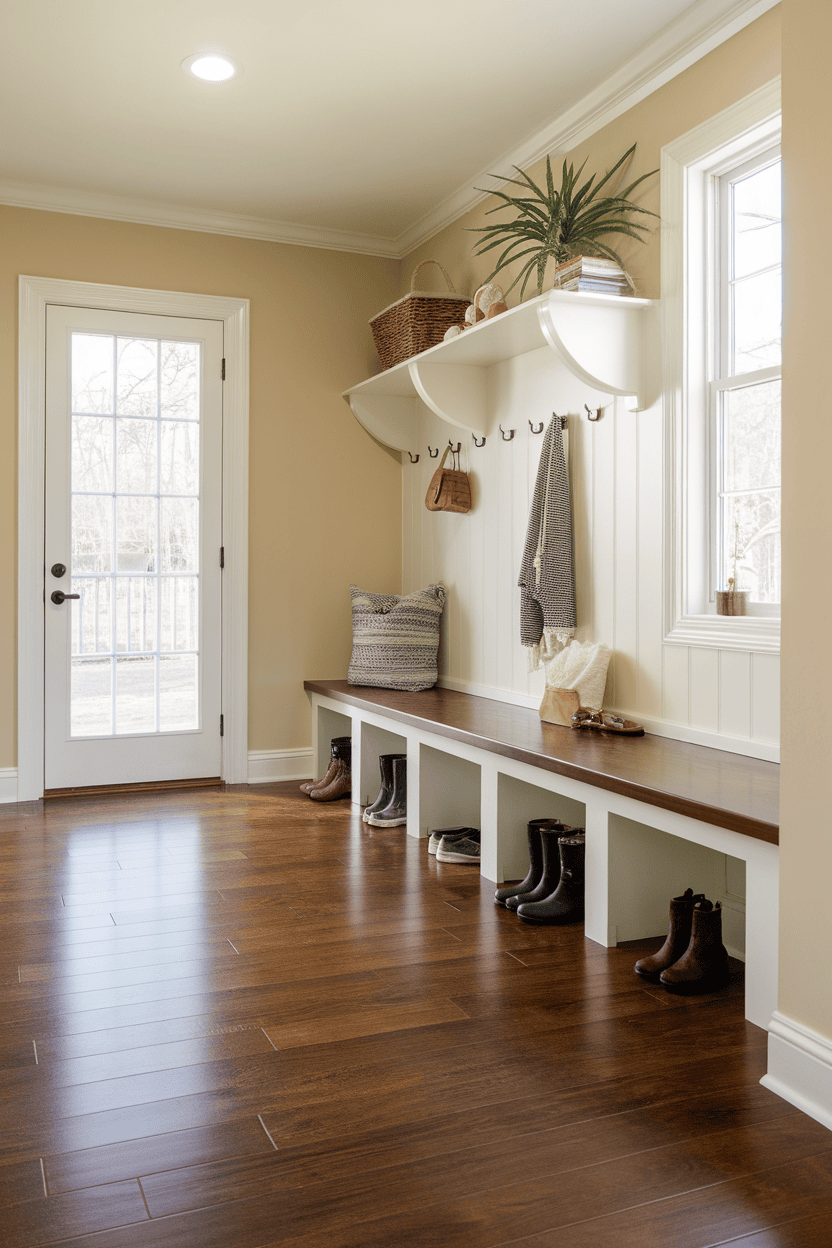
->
[[518, 414, 576, 668]]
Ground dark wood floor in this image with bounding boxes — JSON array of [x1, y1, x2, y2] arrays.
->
[[0, 782, 829, 1247]]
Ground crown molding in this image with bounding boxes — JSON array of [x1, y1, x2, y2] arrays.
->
[[0, 0, 779, 261], [0, 179, 401, 258], [394, 0, 781, 257]]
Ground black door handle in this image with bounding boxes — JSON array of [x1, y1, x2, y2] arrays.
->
[[51, 591, 81, 605]]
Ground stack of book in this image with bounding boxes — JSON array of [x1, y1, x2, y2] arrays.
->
[[551, 256, 633, 295]]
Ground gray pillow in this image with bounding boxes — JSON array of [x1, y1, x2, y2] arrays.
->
[[348, 584, 445, 692]]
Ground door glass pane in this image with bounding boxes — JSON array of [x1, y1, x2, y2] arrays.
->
[[69, 331, 202, 738], [117, 418, 158, 493], [72, 416, 113, 493], [115, 655, 156, 734], [71, 657, 113, 737], [160, 654, 198, 731], [72, 335, 113, 414], [116, 338, 158, 417]]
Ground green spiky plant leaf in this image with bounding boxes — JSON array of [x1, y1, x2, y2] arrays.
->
[[469, 145, 658, 300]]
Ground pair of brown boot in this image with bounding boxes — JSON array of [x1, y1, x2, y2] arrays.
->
[[635, 888, 730, 993], [300, 736, 352, 802]]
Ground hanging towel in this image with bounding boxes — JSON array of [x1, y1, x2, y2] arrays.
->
[[518, 414, 576, 668]]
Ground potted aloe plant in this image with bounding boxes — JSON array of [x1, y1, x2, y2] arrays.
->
[[470, 144, 658, 300]]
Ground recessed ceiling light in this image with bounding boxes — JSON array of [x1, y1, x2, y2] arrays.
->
[[182, 53, 239, 82]]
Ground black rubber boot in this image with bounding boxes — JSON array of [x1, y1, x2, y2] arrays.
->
[[517, 832, 585, 924], [505, 824, 567, 911], [495, 818, 560, 907], [301, 736, 352, 795], [367, 757, 407, 827], [363, 753, 405, 823]]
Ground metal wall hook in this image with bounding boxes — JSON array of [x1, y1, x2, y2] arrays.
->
[[447, 441, 461, 454], [499, 425, 515, 441], [585, 403, 602, 422], [428, 446, 440, 458], [529, 420, 544, 434], [407, 452, 420, 463], [472, 433, 486, 447]]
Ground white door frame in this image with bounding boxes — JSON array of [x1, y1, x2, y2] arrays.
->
[[18, 276, 249, 800]]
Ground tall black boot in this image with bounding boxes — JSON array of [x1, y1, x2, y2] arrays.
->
[[301, 736, 352, 795], [517, 831, 585, 924], [367, 757, 407, 827], [363, 754, 405, 823], [505, 824, 567, 911], [309, 737, 352, 802], [495, 819, 562, 907]]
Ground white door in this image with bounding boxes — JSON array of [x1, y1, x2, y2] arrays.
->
[[44, 306, 224, 789]]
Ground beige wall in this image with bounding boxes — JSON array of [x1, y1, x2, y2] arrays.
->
[[1, 207, 401, 767], [400, 6, 781, 302], [780, 0, 832, 1038]]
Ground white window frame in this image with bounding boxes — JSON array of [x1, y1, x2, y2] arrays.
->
[[662, 78, 781, 653]]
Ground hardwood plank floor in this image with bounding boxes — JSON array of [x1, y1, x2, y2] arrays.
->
[[0, 781, 827, 1247]]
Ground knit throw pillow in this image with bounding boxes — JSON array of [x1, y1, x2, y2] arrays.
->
[[348, 584, 445, 692]]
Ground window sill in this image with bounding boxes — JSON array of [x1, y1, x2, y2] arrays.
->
[[664, 613, 780, 654]]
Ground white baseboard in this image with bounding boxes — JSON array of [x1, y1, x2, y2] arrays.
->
[[247, 748, 314, 785], [0, 768, 18, 803], [762, 1012, 832, 1133], [437, 677, 779, 762]]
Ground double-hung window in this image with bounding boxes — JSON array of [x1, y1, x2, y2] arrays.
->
[[712, 147, 781, 613], [663, 81, 781, 652]]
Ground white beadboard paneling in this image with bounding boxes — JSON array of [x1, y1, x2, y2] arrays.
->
[[751, 652, 780, 744], [719, 649, 752, 739], [399, 342, 778, 756], [637, 401, 664, 717], [613, 401, 639, 711], [662, 644, 690, 725], [689, 647, 721, 731]]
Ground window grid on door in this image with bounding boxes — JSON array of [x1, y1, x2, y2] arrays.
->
[[69, 333, 202, 738]]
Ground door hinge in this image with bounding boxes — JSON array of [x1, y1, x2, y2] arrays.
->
[[221, 358, 226, 381], [220, 546, 225, 568], [220, 714, 224, 737]]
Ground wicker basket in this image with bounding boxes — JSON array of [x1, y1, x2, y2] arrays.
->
[[370, 260, 470, 370]]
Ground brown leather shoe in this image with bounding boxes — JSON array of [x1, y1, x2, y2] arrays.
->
[[634, 888, 705, 980], [660, 899, 730, 993], [309, 757, 351, 802]]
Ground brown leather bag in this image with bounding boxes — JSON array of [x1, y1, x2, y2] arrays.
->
[[424, 445, 472, 514]]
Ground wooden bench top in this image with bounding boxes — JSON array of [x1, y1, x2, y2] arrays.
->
[[304, 680, 779, 846]]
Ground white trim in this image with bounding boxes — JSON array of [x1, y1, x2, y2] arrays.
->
[[17, 276, 249, 800], [662, 79, 781, 654], [0, 1, 779, 260], [247, 749, 314, 785], [0, 180, 401, 258], [438, 676, 779, 761], [0, 769, 18, 804], [762, 1012, 832, 1135]]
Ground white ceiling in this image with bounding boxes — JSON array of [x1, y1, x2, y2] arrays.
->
[[1, 0, 776, 256]]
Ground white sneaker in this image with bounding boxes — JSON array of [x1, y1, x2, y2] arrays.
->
[[436, 832, 481, 864], [427, 826, 477, 855]]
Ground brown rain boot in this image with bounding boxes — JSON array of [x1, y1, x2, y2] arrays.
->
[[300, 736, 351, 795], [309, 756, 351, 802], [634, 888, 705, 981], [660, 899, 730, 994]]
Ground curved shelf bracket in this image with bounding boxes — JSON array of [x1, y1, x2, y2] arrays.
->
[[346, 392, 418, 453], [538, 291, 646, 410], [408, 360, 487, 435]]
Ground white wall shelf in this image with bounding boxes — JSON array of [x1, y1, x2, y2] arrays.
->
[[343, 288, 654, 452]]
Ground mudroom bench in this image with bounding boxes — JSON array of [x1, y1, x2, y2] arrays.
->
[[304, 679, 779, 1030]]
